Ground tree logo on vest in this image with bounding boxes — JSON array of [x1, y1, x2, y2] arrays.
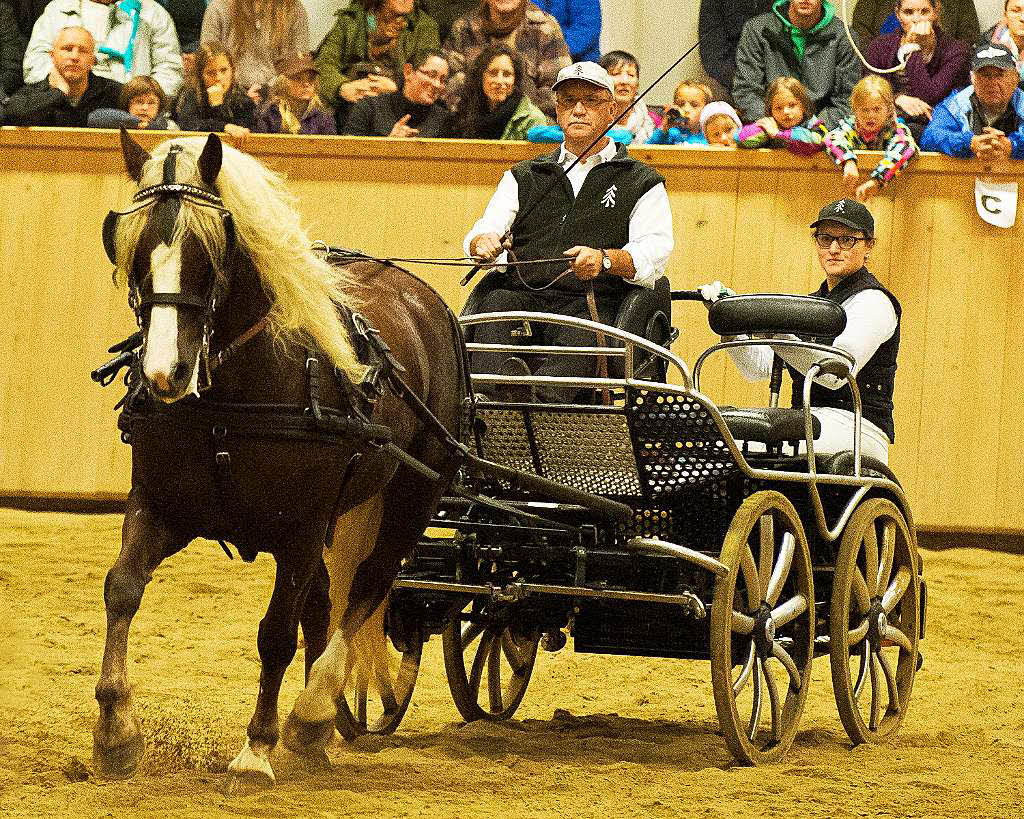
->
[[601, 184, 617, 208]]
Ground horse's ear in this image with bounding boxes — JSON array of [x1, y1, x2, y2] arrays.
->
[[120, 128, 150, 183], [197, 133, 223, 187]]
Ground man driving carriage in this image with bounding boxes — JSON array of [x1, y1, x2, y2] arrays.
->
[[464, 60, 674, 402]]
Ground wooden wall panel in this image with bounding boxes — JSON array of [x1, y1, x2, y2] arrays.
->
[[2, 129, 1022, 533]]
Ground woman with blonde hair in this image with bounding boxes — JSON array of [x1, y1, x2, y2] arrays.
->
[[255, 52, 337, 134], [200, 0, 311, 104], [823, 76, 918, 203]]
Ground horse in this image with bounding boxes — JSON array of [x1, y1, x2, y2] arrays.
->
[[93, 131, 469, 789]]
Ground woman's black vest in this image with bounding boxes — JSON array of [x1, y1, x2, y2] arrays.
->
[[789, 267, 901, 442], [508, 145, 665, 297]]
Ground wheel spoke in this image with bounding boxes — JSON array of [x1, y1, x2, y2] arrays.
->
[[771, 593, 807, 628], [733, 643, 756, 695], [882, 624, 913, 653], [851, 568, 871, 612], [846, 618, 870, 647], [852, 642, 870, 700], [731, 611, 755, 635], [863, 523, 879, 597], [877, 519, 896, 593], [771, 641, 802, 691], [747, 654, 763, 741], [877, 649, 900, 713], [501, 632, 531, 676], [869, 651, 882, 731], [881, 566, 912, 614], [461, 620, 485, 650], [740, 544, 761, 608], [487, 633, 503, 712], [765, 532, 795, 606], [760, 656, 782, 742], [758, 513, 775, 587], [468, 631, 494, 696]]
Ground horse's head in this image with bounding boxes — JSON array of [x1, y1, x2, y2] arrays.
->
[[104, 131, 237, 402]]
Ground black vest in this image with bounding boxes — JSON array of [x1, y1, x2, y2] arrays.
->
[[508, 144, 665, 297], [790, 267, 901, 442]]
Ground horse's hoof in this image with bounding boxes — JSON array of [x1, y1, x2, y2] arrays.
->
[[92, 733, 144, 780], [225, 738, 275, 794], [223, 769, 275, 796], [281, 712, 335, 757]]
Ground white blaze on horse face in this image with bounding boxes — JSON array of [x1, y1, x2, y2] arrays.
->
[[142, 242, 188, 394]]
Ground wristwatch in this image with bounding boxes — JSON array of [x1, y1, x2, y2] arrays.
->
[[600, 249, 611, 271]]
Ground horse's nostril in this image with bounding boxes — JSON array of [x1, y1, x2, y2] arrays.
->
[[171, 362, 190, 382]]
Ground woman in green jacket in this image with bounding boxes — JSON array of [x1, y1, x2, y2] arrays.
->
[[455, 43, 548, 139]]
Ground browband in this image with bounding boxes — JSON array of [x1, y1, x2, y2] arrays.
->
[[133, 183, 227, 208]]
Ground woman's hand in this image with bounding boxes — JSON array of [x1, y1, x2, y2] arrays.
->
[[367, 74, 397, 95], [843, 159, 860, 191], [854, 178, 880, 203], [340, 79, 373, 103], [388, 113, 419, 138], [895, 94, 932, 119], [904, 20, 935, 53]]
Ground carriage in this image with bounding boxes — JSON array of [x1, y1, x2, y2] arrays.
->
[[330, 286, 928, 765]]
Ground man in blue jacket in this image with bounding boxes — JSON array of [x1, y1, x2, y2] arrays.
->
[[534, 0, 600, 63], [921, 43, 1024, 160]]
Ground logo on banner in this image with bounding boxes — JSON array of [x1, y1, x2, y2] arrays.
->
[[975, 178, 1018, 228]]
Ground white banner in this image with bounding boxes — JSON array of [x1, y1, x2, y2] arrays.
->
[[975, 178, 1018, 229]]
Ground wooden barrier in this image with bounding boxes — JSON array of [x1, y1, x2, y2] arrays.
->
[[1, 127, 1022, 533]]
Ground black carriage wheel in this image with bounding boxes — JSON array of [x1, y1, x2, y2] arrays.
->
[[710, 490, 815, 764], [335, 632, 423, 741], [442, 604, 540, 722], [830, 498, 920, 745]]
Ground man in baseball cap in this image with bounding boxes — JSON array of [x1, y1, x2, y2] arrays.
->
[[921, 42, 1024, 160]]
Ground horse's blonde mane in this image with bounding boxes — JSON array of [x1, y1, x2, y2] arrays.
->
[[116, 136, 366, 384]]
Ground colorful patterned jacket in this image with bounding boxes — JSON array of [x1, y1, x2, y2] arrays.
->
[[823, 115, 918, 187], [737, 114, 826, 155]]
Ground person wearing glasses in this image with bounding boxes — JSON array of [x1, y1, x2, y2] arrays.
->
[[464, 61, 674, 401], [342, 47, 454, 135], [712, 198, 900, 463]]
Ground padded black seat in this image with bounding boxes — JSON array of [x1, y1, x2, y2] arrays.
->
[[818, 450, 900, 484], [709, 294, 846, 338], [719, 407, 820, 444]]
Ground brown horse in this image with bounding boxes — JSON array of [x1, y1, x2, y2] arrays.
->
[[93, 132, 467, 788]]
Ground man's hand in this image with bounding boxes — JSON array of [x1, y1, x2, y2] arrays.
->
[[469, 232, 504, 261], [367, 74, 397, 95], [843, 159, 860, 192], [972, 127, 1010, 161], [388, 113, 418, 138], [895, 94, 932, 119], [340, 79, 373, 103], [756, 116, 779, 136], [563, 246, 604, 281], [855, 178, 880, 203], [48, 66, 70, 95]]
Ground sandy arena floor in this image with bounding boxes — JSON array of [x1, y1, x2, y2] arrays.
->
[[0, 508, 1021, 818]]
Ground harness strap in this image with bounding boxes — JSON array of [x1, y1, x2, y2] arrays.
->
[[585, 284, 612, 406], [211, 314, 271, 372]]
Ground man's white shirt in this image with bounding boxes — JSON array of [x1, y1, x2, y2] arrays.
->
[[463, 139, 674, 288]]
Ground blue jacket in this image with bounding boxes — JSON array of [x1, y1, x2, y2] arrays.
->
[[533, 0, 600, 62], [920, 85, 1024, 159]]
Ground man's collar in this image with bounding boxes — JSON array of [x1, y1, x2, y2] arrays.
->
[[557, 137, 618, 167]]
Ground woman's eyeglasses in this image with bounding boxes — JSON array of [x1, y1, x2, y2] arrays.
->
[[813, 233, 866, 250]]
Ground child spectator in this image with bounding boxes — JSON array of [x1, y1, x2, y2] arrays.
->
[[599, 49, 655, 144], [824, 76, 918, 202], [737, 76, 826, 155], [255, 52, 337, 134], [173, 41, 256, 136], [700, 100, 741, 146], [647, 79, 710, 145], [121, 74, 177, 128]]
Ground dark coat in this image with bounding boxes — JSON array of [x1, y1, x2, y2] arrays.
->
[[342, 90, 454, 137], [173, 86, 257, 132], [9, 0, 47, 40], [698, 0, 774, 93], [1, 1, 25, 96], [1, 72, 123, 125]]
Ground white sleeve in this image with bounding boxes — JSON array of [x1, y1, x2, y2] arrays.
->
[[623, 183, 674, 289], [23, 9, 58, 83], [777, 289, 898, 390], [463, 170, 520, 256]]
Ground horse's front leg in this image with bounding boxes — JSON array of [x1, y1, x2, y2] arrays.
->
[[226, 537, 323, 791], [94, 489, 186, 778]]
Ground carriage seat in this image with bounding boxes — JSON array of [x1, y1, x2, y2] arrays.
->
[[718, 407, 820, 445], [709, 294, 846, 338], [817, 450, 900, 485]]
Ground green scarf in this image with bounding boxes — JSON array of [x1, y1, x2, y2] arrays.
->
[[772, 0, 835, 63]]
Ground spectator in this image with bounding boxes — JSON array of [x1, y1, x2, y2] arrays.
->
[[864, 0, 971, 141], [201, 0, 310, 105], [701, 100, 742, 145], [533, 0, 600, 62], [315, 0, 439, 128], [164, 0, 207, 78], [852, 0, 980, 47], [981, 0, 1024, 81], [2, 25, 121, 123], [647, 79, 710, 145], [733, 0, 860, 129], [824, 76, 919, 202], [10, 0, 48, 40], [698, 0, 774, 101], [255, 51, 336, 134], [443, 0, 570, 119], [121, 73, 176, 127], [599, 49, 655, 144], [921, 41, 1024, 158], [343, 48, 454, 136], [455, 43, 545, 138], [2, 1, 25, 96], [24, 0, 183, 97], [173, 40, 256, 135], [420, 0, 475, 43], [737, 76, 827, 153]]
